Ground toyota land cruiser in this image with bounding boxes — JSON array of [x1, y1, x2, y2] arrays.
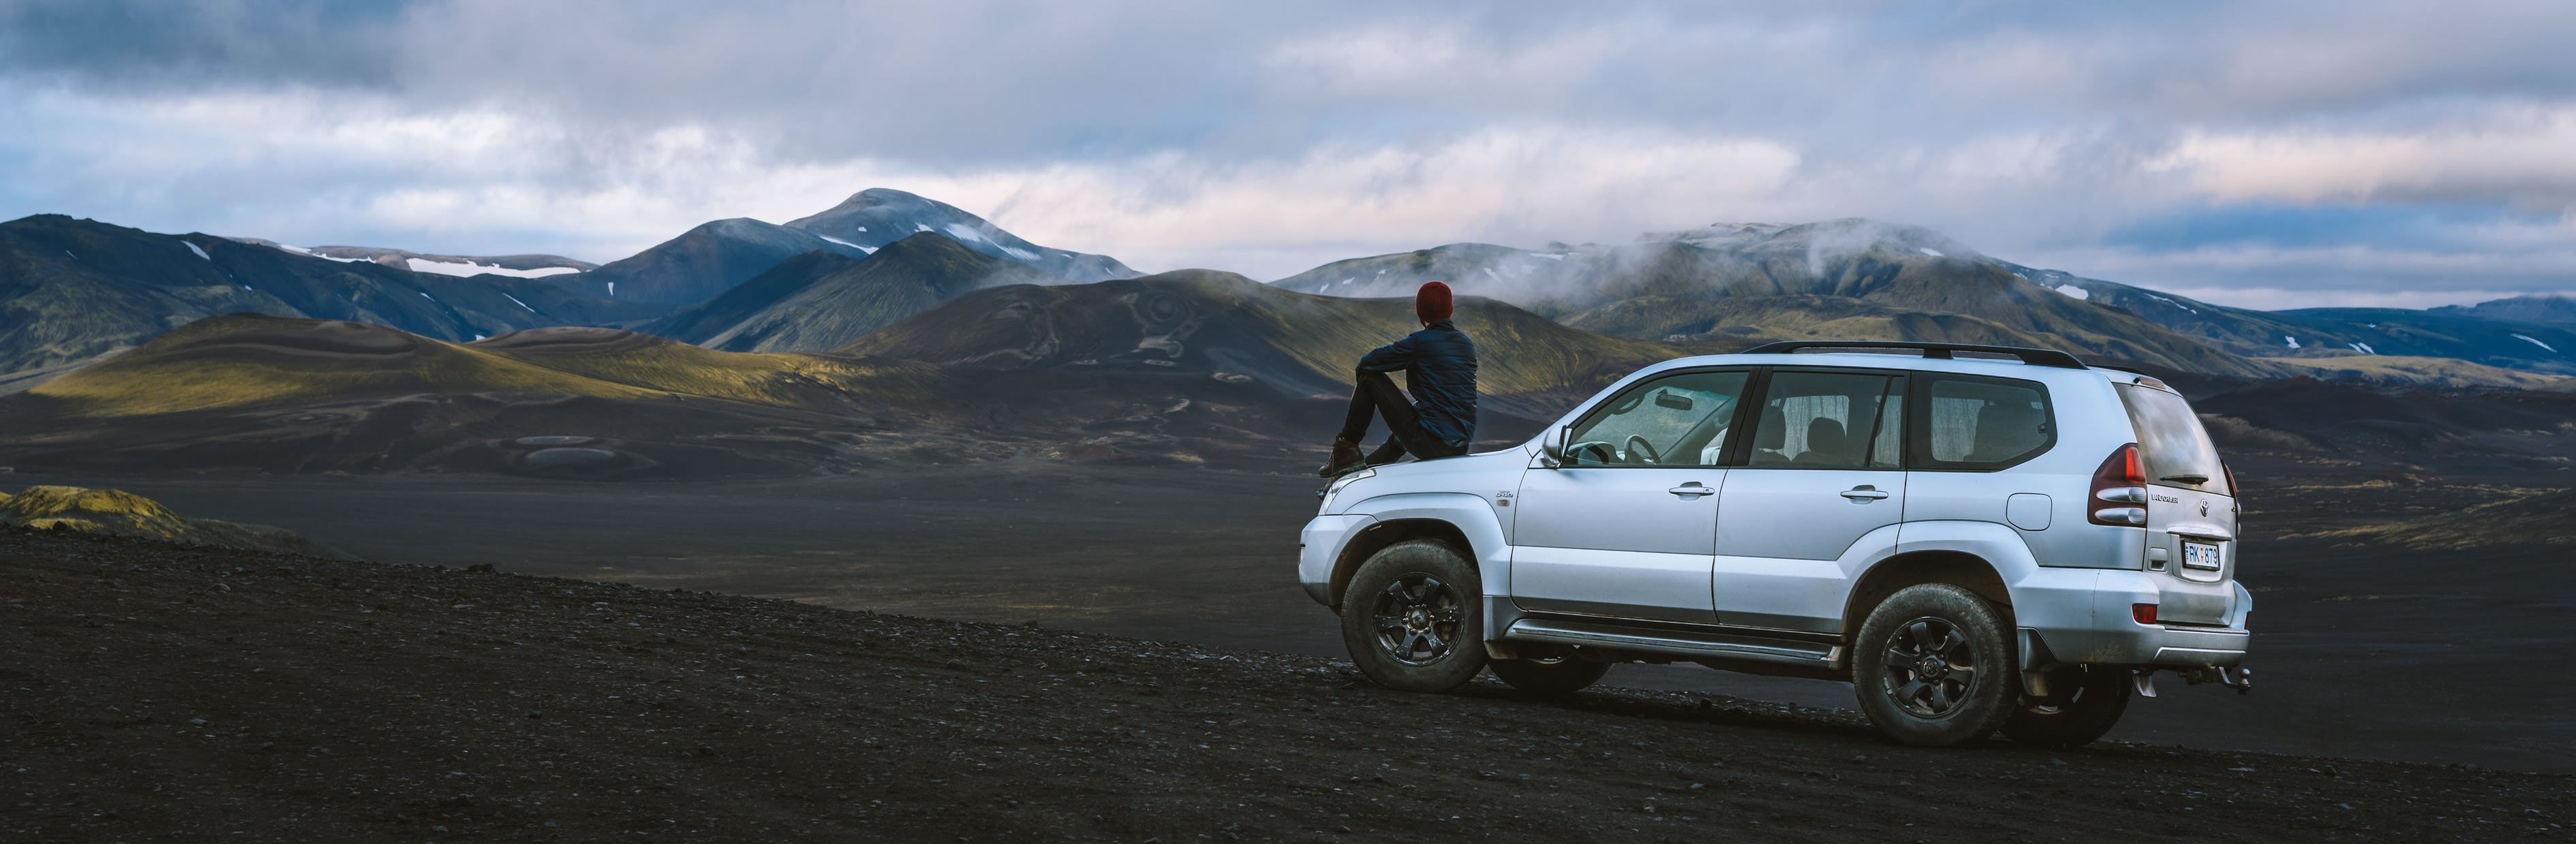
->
[[1298, 341, 2252, 747]]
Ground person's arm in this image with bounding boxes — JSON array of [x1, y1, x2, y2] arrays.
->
[[1356, 333, 1418, 373]]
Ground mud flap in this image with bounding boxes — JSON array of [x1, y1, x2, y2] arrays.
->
[[2017, 628, 2056, 698]]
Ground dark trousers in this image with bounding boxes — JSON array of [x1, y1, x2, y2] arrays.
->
[[1340, 371, 1462, 463]]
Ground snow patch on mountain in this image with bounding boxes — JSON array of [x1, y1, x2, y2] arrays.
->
[[502, 293, 536, 313], [816, 234, 876, 255], [2513, 334, 2558, 353], [2051, 285, 2089, 300], [2284, 336, 2301, 349], [404, 257, 579, 279], [185, 242, 210, 261]]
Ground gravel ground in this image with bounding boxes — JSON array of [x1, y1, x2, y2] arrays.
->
[[4, 529, 2569, 843]]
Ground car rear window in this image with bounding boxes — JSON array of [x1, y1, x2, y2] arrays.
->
[[2115, 382, 2231, 495]]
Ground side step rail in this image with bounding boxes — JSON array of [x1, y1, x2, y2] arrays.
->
[[1505, 616, 1843, 671]]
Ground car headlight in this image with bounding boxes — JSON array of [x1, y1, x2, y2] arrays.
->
[[1317, 467, 1375, 513]]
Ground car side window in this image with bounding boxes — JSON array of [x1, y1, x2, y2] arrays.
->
[[1745, 371, 1904, 469], [1563, 371, 1749, 467], [1912, 373, 2053, 471]]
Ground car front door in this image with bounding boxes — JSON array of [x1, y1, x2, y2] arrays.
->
[[1711, 369, 1909, 632], [1511, 369, 1752, 623]]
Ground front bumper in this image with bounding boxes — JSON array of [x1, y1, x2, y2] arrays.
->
[[2011, 567, 2252, 669], [1298, 515, 1375, 607]]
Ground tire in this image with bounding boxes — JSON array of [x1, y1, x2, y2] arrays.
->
[[1488, 653, 1610, 696], [1339, 539, 1486, 693], [2001, 664, 2133, 749], [1850, 584, 2019, 747]]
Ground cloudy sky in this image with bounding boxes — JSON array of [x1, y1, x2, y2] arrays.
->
[[3, 0, 2573, 309]]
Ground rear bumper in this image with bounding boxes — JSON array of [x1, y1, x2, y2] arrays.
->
[[1298, 515, 1375, 607], [2010, 568, 2251, 669]]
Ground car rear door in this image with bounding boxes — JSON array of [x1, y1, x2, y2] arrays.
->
[[1511, 369, 1751, 623], [1710, 369, 1909, 632], [2118, 381, 2241, 626]]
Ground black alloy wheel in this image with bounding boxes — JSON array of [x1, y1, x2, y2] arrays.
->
[[1370, 574, 1463, 666], [1882, 617, 1980, 717]]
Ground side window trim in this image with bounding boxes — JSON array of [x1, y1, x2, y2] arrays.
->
[[1903, 371, 2057, 473]]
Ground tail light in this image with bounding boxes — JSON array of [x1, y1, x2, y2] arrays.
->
[[2132, 603, 2159, 625], [2089, 443, 2147, 526], [2224, 463, 2242, 514]]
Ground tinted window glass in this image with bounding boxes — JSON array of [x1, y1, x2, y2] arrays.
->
[[1914, 375, 2054, 471], [1566, 371, 1749, 467], [2116, 383, 2230, 495], [1747, 371, 1903, 469]]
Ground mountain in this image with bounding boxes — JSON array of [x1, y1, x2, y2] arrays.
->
[[560, 217, 878, 305], [0, 215, 666, 382], [2002, 265, 2576, 375], [235, 242, 596, 278], [842, 268, 1686, 418], [1274, 220, 2273, 377], [785, 188, 1137, 282], [2434, 294, 2576, 326], [640, 233, 1065, 353]]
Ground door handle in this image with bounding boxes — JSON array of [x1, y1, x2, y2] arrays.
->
[[1667, 483, 1713, 499], [1840, 485, 1890, 501]]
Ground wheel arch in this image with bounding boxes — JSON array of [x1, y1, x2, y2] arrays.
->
[[1842, 550, 2013, 640], [1326, 493, 1508, 610], [1330, 518, 1472, 609]]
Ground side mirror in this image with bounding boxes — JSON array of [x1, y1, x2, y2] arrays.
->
[[1540, 424, 1571, 469]]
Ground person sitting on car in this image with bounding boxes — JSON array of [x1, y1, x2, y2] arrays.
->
[[1319, 281, 1478, 477]]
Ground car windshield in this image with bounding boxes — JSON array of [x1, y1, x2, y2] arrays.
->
[[2115, 383, 2230, 495]]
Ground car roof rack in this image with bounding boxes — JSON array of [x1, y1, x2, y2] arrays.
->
[[1738, 341, 2089, 370]]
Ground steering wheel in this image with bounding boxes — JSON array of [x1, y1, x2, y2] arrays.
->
[[1623, 435, 1662, 465], [1567, 440, 1619, 465]]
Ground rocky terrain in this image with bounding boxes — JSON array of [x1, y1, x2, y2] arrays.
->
[[5, 527, 2570, 843]]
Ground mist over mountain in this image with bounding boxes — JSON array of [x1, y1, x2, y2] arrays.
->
[[0, 215, 663, 386], [641, 233, 1065, 353], [1274, 218, 2576, 377], [786, 189, 1137, 283]]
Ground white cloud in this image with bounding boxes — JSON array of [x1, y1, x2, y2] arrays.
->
[[2156, 106, 2576, 209]]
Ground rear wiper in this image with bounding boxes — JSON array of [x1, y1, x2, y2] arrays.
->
[[2161, 474, 2211, 484]]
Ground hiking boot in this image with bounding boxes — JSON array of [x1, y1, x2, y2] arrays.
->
[[1317, 437, 1366, 478]]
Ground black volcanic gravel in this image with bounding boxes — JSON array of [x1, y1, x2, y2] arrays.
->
[[3, 529, 2569, 843]]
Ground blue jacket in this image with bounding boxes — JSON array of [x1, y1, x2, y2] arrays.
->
[[1358, 319, 1478, 450]]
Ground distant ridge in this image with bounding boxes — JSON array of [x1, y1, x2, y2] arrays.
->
[[641, 232, 1064, 353], [786, 188, 1136, 283]]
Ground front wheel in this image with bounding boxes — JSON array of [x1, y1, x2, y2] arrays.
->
[[1851, 584, 2018, 747], [1339, 540, 1486, 693], [2001, 664, 2133, 749]]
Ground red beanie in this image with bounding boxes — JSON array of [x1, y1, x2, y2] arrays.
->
[[1415, 281, 1454, 322]]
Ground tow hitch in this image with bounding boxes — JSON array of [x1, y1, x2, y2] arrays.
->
[[2180, 666, 2254, 695]]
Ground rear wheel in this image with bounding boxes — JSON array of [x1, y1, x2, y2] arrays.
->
[[1487, 651, 1610, 696], [1339, 540, 1486, 693], [2001, 664, 2133, 749], [1852, 584, 2018, 747]]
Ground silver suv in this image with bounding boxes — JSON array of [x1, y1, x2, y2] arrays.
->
[[1298, 341, 2252, 748]]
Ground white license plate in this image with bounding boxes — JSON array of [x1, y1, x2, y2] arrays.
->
[[2181, 541, 2223, 571]]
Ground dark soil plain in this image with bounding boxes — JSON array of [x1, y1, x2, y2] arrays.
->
[[7, 527, 2573, 844], [16, 459, 2574, 777]]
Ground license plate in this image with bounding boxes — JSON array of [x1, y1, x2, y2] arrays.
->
[[2180, 541, 2223, 571]]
